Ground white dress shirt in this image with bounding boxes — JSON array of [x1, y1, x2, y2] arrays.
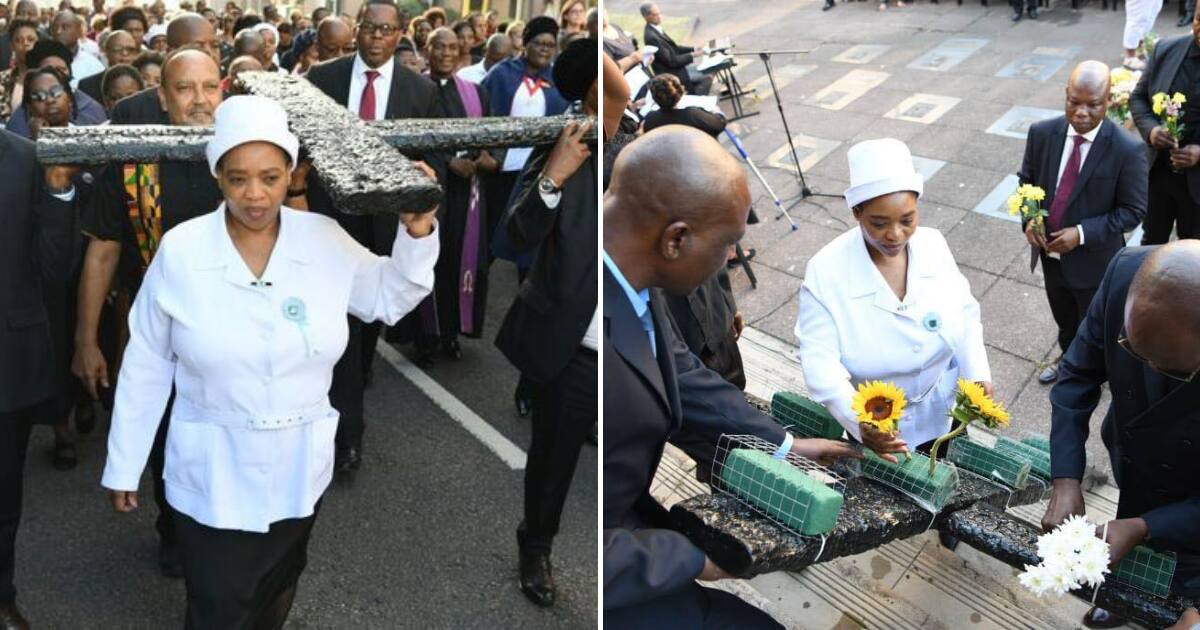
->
[[1055, 120, 1103, 245], [501, 78, 548, 172], [456, 61, 488, 84], [347, 54, 395, 121], [101, 206, 438, 532], [795, 226, 991, 448], [70, 50, 105, 87]]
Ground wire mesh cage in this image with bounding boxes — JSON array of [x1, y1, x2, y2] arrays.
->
[[947, 437, 1032, 489], [711, 434, 847, 537], [769, 391, 844, 440], [1018, 430, 1051, 455], [1110, 545, 1177, 598], [851, 447, 960, 513], [994, 436, 1052, 480]]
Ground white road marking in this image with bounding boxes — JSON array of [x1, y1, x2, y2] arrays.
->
[[375, 340, 527, 470]]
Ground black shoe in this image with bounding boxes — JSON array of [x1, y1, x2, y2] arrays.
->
[[518, 549, 556, 607], [822, 0, 835, 10], [1011, 9, 1022, 20], [75, 402, 96, 435], [52, 438, 77, 471], [1027, 6, 1038, 18], [0, 602, 30, 630], [442, 339, 462, 360], [514, 393, 531, 418], [159, 541, 183, 579], [1038, 363, 1058, 384], [1082, 607, 1127, 629], [336, 447, 362, 472], [1179, 14, 1191, 26]]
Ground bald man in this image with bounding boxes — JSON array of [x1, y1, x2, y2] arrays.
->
[[603, 126, 860, 628], [1042, 241, 1200, 629], [315, 15, 354, 61], [110, 12, 219, 124], [74, 48, 225, 579], [1016, 61, 1148, 385]]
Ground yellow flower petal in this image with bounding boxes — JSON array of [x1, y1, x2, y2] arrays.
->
[[851, 381, 907, 433]]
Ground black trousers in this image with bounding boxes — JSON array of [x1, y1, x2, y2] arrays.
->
[[1010, 0, 1036, 11], [1042, 256, 1098, 355], [0, 409, 34, 605], [1144, 164, 1200, 245], [605, 583, 783, 629], [175, 508, 318, 630], [517, 347, 596, 553], [332, 315, 369, 451], [150, 396, 177, 546]]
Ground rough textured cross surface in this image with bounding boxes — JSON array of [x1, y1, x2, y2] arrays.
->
[[36, 115, 594, 165], [943, 504, 1194, 628]]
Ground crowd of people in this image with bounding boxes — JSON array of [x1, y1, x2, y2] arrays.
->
[[0, 0, 598, 627], [602, 4, 1199, 628]]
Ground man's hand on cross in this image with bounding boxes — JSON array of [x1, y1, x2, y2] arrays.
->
[[542, 119, 594, 189]]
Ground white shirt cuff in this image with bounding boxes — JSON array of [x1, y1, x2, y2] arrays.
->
[[539, 189, 562, 210], [772, 432, 794, 459], [1076, 224, 1085, 246], [51, 187, 76, 202]]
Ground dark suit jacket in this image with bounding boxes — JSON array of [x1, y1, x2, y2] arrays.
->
[[493, 144, 597, 384], [77, 71, 105, 105], [303, 54, 441, 254], [1016, 116, 1148, 289], [1050, 247, 1200, 556], [642, 24, 694, 86], [603, 265, 787, 613], [643, 106, 726, 138], [0, 129, 77, 414], [1130, 34, 1200, 202], [109, 86, 169, 125]]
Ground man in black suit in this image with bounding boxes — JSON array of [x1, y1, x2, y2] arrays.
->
[[603, 126, 860, 628], [494, 38, 598, 608], [1042, 241, 1200, 629], [639, 2, 711, 96], [0, 129, 79, 630], [108, 12, 222, 125], [1017, 61, 1148, 384], [1130, 16, 1200, 244], [303, 0, 441, 474]]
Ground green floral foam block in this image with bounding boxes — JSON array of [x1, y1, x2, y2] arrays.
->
[[861, 449, 958, 511], [721, 448, 844, 535], [1020, 433, 1051, 454], [770, 391, 843, 440], [946, 438, 1031, 488], [994, 437, 1051, 480], [1112, 545, 1176, 597]]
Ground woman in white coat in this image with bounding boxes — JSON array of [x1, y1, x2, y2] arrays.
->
[[101, 95, 439, 628], [795, 138, 991, 462]]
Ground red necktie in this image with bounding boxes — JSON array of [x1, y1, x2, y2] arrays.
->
[[359, 70, 380, 120], [1048, 135, 1086, 233]]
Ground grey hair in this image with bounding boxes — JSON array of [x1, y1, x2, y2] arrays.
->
[[639, 2, 657, 17]]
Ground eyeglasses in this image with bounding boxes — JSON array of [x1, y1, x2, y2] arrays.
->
[[358, 22, 399, 37], [107, 45, 141, 56], [1117, 331, 1200, 383], [30, 84, 67, 102]]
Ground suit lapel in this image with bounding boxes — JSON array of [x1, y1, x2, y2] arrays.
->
[[1044, 118, 1068, 202], [603, 268, 671, 414], [648, 292, 684, 428], [1128, 372, 1200, 429], [1065, 122, 1111, 212], [1156, 38, 1190, 97]]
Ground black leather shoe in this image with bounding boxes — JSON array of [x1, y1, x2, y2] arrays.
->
[[1011, 9, 1022, 20], [443, 339, 462, 361], [52, 438, 77, 471], [822, 0, 835, 10], [0, 602, 30, 630], [1179, 14, 1191, 27], [518, 549, 555, 607], [159, 541, 183, 579], [336, 447, 362, 472], [1028, 6, 1038, 18], [1082, 607, 1127, 629], [1038, 363, 1058, 384]]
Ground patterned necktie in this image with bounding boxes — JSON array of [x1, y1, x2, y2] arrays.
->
[[359, 70, 380, 120], [1048, 135, 1086, 233]]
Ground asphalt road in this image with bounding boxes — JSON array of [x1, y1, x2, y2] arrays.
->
[[14, 262, 598, 629]]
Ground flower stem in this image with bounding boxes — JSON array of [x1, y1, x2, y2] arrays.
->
[[928, 421, 968, 476]]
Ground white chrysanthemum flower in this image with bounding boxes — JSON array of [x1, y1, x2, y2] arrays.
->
[[1049, 567, 1081, 595], [1019, 564, 1050, 596]]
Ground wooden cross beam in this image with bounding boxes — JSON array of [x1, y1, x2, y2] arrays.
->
[[35, 71, 596, 215]]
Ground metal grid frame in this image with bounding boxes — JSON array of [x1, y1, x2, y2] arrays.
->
[[770, 390, 844, 440], [947, 437, 1032, 489], [1110, 545, 1177, 598], [712, 434, 847, 538], [994, 436, 1052, 480], [852, 447, 960, 513], [1018, 430, 1051, 454]]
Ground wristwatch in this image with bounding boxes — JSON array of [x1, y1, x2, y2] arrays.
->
[[536, 174, 561, 196]]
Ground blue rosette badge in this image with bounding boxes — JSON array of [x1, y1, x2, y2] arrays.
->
[[922, 311, 941, 332], [282, 297, 313, 357]]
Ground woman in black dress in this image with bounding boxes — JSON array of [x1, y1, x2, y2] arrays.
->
[[641, 73, 726, 138]]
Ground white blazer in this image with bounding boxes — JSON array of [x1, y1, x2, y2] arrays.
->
[[794, 226, 990, 448], [101, 205, 438, 533]]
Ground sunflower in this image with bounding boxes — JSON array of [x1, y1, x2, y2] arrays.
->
[[851, 381, 906, 435], [955, 378, 1010, 428]]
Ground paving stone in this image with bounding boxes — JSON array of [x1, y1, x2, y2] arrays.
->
[[756, 220, 847, 279], [882, 93, 961, 124], [728, 263, 804, 326], [916, 202, 968, 235], [943, 212, 1030, 275], [1007, 378, 1114, 481], [921, 162, 1007, 211], [832, 44, 892, 64], [906, 37, 989, 72], [1003, 246, 1048, 289], [984, 348, 1037, 409], [985, 105, 1061, 139], [977, 277, 1062, 361], [959, 265, 1001, 300]]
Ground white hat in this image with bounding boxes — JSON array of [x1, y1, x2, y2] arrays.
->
[[144, 23, 167, 45], [843, 138, 923, 211], [251, 21, 280, 44], [205, 95, 300, 176]]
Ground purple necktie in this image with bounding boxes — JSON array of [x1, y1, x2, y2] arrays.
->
[[1048, 135, 1086, 233]]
